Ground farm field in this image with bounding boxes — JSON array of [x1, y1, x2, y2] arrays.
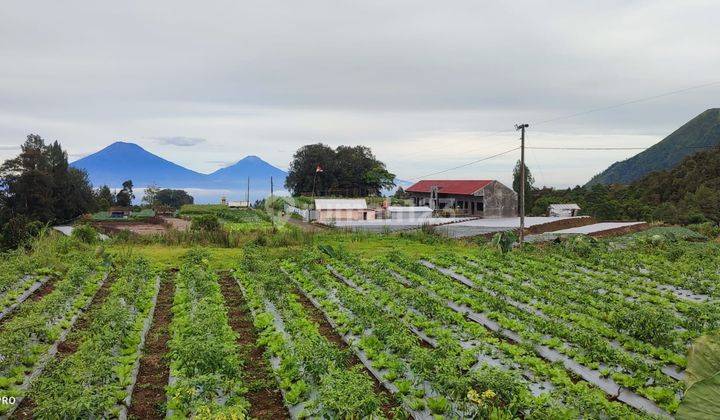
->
[[0, 226, 718, 418]]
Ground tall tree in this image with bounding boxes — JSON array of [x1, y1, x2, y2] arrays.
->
[[512, 160, 536, 213], [0, 134, 96, 248], [95, 185, 115, 210], [285, 143, 395, 197], [115, 180, 134, 207]]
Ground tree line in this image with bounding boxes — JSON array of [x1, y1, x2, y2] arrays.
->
[[0, 134, 193, 249], [525, 146, 720, 226]]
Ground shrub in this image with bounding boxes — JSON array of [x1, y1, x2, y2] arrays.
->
[[191, 214, 221, 232], [71, 224, 98, 244], [490, 231, 517, 254]]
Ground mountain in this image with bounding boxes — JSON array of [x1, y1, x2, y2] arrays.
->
[[71, 142, 289, 202], [586, 108, 720, 186], [208, 155, 287, 192], [71, 142, 207, 188]]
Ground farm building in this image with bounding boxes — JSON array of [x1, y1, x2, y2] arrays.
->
[[405, 180, 517, 218], [228, 201, 249, 208], [108, 207, 132, 219], [315, 198, 376, 222], [387, 206, 433, 220], [548, 203, 581, 217]]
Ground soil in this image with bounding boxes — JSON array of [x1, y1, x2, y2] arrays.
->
[[0, 277, 56, 327], [93, 221, 168, 236], [291, 288, 398, 417], [128, 275, 176, 420], [12, 274, 117, 419], [588, 222, 649, 238], [160, 216, 191, 231], [218, 275, 289, 420]]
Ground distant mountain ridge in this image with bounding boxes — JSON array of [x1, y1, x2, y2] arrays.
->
[[71, 142, 288, 197], [586, 108, 720, 186]]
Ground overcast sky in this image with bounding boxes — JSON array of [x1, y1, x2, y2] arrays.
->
[[1, 0, 719, 188]]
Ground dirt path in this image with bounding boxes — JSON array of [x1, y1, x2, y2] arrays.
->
[[128, 275, 176, 420], [292, 288, 398, 417], [12, 274, 118, 419], [218, 275, 288, 420]]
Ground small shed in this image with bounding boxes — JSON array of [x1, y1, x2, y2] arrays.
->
[[108, 207, 132, 219], [315, 199, 375, 222], [548, 203, 581, 217], [388, 206, 433, 220]]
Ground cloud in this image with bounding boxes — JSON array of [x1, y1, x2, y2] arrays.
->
[[0, 145, 19, 151], [0, 1, 718, 185], [154, 136, 206, 147]]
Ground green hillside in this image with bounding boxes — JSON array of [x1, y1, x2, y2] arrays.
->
[[586, 108, 720, 186]]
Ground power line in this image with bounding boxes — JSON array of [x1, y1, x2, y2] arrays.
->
[[402, 80, 720, 179], [527, 145, 716, 151], [532, 80, 720, 126], [409, 146, 520, 180]]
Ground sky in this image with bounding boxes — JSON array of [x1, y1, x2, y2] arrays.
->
[[1, 0, 719, 189]]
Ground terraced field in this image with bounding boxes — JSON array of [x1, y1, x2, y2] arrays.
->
[[1, 231, 718, 418]]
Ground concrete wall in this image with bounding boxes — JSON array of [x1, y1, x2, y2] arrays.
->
[[317, 209, 376, 222], [479, 181, 518, 218]]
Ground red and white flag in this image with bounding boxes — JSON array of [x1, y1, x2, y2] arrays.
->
[[316, 165, 324, 173]]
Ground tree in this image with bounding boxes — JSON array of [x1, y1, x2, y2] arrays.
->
[[512, 160, 536, 214], [285, 143, 395, 197], [95, 185, 115, 210], [115, 180, 134, 207], [0, 134, 95, 224], [153, 189, 194, 209], [142, 184, 160, 207]]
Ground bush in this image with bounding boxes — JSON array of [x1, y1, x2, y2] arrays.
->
[[191, 215, 221, 232], [1, 215, 44, 250], [688, 222, 720, 239], [71, 224, 99, 244], [490, 231, 517, 254]]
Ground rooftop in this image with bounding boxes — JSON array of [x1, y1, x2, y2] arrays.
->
[[406, 180, 493, 195]]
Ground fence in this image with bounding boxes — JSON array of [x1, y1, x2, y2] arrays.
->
[[284, 204, 313, 222]]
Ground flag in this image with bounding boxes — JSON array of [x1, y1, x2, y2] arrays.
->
[[316, 165, 323, 173]]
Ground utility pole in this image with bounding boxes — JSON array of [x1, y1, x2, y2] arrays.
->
[[246, 177, 250, 207], [270, 176, 276, 233], [515, 123, 529, 249]]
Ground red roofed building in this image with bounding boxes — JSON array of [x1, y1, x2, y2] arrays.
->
[[405, 179, 517, 218]]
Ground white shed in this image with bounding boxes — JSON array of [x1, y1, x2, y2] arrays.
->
[[388, 206, 433, 220], [314, 199, 375, 222], [548, 203, 581, 217]]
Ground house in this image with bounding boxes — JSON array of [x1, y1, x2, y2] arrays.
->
[[108, 207, 132, 219], [387, 206, 433, 220], [548, 203, 581, 217], [314, 199, 376, 222], [405, 180, 517, 218], [228, 201, 249, 208]]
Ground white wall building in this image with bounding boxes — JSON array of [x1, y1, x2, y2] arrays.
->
[[315, 199, 375, 222], [388, 206, 433, 220], [548, 203, 581, 217]]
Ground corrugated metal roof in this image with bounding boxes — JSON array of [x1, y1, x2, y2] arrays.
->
[[315, 199, 368, 210], [388, 206, 433, 212], [548, 203, 581, 210], [406, 180, 493, 195]]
